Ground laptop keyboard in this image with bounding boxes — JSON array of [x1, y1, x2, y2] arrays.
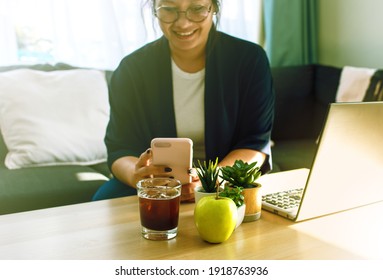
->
[[262, 188, 304, 209]]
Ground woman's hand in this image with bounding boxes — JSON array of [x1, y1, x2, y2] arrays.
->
[[136, 152, 200, 203], [111, 148, 172, 188], [180, 168, 200, 203], [114, 149, 200, 202], [132, 148, 173, 185]]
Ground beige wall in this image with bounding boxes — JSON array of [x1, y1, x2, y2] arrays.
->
[[318, 0, 383, 68]]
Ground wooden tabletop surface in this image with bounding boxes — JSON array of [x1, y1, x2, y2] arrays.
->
[[0, 195, 382, 260]]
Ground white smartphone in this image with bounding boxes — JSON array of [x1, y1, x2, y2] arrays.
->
[[151, 138, 193, 184]]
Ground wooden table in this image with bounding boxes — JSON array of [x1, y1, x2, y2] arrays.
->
[[0, 196, 382, 260]]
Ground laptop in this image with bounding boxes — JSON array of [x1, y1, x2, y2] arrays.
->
[[260, 101, 383, 222]]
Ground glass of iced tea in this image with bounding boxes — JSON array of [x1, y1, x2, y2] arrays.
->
[[137, 178, 181, 240]]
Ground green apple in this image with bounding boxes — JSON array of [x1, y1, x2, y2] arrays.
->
[[194, 196, 237, 243]]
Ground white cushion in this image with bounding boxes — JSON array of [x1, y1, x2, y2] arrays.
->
[[0, 68, 109, 169], [336, 66, 377, 102]]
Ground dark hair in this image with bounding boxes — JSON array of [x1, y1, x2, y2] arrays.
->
[[145, 0, 221, 25]]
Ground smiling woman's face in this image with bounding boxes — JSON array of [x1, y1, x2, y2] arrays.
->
[[155, 0, 214, 55]]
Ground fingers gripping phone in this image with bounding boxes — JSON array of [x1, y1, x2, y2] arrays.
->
[[151, 138, 193, 184]]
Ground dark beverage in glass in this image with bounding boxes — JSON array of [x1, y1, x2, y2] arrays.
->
[[137, 178, 181, 240], [139, 194, 180, 230]]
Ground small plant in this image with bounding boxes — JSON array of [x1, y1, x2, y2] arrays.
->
[[220, 159, 261, 189], [219, 185, 244, 207], [194, 157, 220, 193]]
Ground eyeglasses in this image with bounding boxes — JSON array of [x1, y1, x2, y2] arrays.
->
[[155, 5, 212, 23]]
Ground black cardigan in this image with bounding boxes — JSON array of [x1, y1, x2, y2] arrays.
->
[[105, 28, 275, 175]]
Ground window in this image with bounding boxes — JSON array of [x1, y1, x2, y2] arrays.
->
[[0, 0, 262, 70]]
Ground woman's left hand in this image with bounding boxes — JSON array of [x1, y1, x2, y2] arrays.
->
[[180, 168, 200, 202]]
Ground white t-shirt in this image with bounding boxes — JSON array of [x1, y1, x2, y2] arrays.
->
[[172, 60, 206, 161]]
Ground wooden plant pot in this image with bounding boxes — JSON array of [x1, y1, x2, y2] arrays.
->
[[242, 183, 262, 222]]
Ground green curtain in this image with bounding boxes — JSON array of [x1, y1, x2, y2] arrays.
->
[[263, 0, 318, 67]]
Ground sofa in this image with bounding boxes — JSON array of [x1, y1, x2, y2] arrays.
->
[[0, 63, 113, 215], [0, 63, 343, 215]]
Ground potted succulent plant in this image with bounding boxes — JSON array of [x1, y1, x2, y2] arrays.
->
[[219, 185, 246, 228], [194, 158, 220, 204], [220, 159, 262, 222]]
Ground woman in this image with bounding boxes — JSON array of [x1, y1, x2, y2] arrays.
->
[[93, 0, 274, 202]]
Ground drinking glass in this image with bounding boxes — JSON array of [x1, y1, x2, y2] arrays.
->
[[137, 178, 181, 240]]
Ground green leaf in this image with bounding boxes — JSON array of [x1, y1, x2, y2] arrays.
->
[[219, 159, 262, 188]]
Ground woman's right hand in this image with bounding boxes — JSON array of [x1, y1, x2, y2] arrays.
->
[[111, 148, 173, 188], [134, 150, 199, 203], [131, 148, 173, 186]]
